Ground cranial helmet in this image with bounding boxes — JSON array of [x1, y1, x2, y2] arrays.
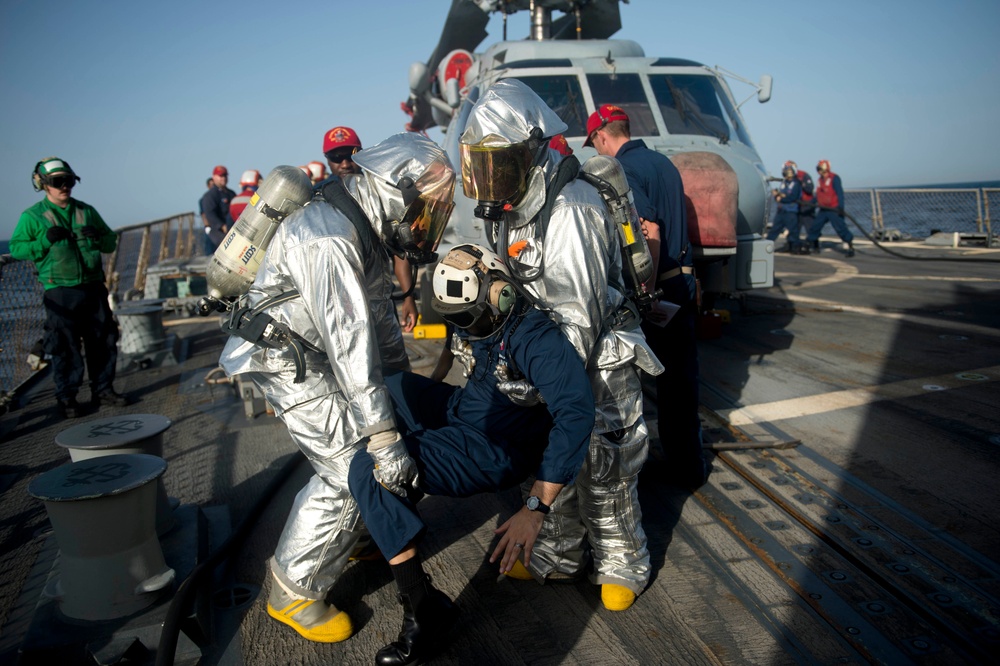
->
[[817, 159, 831, 173], [32, 157, 80, 192], [240, 169, 262, 187], [351, 132, 457, 265], [432, 244, 517, 331], [782, 161, 796, 179], [307, 161, 327, 183], [459, 79, 568, 213]]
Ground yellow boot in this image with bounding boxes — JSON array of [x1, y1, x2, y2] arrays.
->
[[503, 559, 534, 581], [266, 579, 353, 643], [601, 584, 636, 611]]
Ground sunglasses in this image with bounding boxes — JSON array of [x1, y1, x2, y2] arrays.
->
[[325, 149, 357, 163], [48, 176, 75, 189]]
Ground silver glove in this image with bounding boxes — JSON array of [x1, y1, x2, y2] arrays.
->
[[451, 335, 476, 378], [367, 430, 419, 498], [497, 378, 546, 406]]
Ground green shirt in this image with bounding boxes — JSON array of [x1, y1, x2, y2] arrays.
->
[[9, 197, 117, 289]]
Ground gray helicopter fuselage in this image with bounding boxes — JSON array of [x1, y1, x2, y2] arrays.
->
[[436, 38, 774, 298]]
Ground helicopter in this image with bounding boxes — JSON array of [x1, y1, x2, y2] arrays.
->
[[402, 0, 776, 318]]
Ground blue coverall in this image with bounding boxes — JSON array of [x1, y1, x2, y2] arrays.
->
[[767, 177, 804, 250], [348, 306, 594, 560], [806, 173, 853, 246], [615, 139, 704, 487]]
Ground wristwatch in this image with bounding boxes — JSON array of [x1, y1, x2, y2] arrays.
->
[[525, 495, 550, 514]]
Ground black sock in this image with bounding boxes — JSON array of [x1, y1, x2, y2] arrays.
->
[[391, 556, 427, 602]]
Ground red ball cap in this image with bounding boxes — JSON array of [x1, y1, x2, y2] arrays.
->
[[323, 126, 362, 154], [213, 165, 228, 177], [549, 134, 573, 156], [584, 104, 629, 146]]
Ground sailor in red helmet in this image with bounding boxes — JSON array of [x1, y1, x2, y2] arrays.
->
[[322, 125, 419, 332], [306, 161, 327, 186], [807, 160, 854, 257], [229, 169, 261, 223]]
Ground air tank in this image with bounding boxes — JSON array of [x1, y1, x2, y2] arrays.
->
[[206, 165, 313, 301], [580, 155, 656, 295]]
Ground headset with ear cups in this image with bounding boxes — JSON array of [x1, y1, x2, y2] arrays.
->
[[431, 243, 518, 329], [487, 276, 516, 314], [31, 160, 47, 192]]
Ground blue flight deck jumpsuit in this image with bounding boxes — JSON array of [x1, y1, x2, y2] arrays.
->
[[767, 177, 804, 250], [348, 306, 594, 560], [615, 139, 705, 486], [806, 172, 853, 246]]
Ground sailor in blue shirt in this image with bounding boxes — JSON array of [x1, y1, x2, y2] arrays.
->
[[586, 104, 707, 490], [347, 244, 593, 665]]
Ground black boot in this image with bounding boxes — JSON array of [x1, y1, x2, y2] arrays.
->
[[376, 576, 458, 666]]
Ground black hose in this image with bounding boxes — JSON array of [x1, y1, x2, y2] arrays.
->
[[818, 205, 1000, 264], [155, 450, 306, 666]]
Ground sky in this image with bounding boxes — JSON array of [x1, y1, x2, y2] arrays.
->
[[2, 0, 998, 241]]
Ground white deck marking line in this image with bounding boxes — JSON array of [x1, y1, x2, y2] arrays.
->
[[756, 256, 1000, 339], [752, 292, 1000, 339], [779, 256, 858, 289], [776, 272, 1000, 283], [721, 365, 1000, 426]]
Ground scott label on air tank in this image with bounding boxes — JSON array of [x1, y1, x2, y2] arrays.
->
[[205, 165, 314, 302]]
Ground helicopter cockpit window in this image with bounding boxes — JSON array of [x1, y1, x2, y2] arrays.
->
[[586, 73, 660, 138], [510, 75, 589, 137], [648, 74, 753, 147]]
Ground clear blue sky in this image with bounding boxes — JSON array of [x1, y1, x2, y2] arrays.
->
[[2, 0, 998, 240]]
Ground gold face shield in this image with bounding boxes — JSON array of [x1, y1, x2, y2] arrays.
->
[[391, 169, 456, 265], [397, 195, 455, 263], [459, 137, 533, 204]]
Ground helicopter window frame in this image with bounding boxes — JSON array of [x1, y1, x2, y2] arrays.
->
[[646, 69, 755, 148], [584, 72, 662, 140], [499, 70, 591, 138]]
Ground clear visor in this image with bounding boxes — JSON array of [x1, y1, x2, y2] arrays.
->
[[460, 139, 533, 203]]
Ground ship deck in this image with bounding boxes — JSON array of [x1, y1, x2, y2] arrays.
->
[[1, 235, 999, 665]]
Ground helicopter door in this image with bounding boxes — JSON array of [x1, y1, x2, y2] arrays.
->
[[585, 73, 661, 139]]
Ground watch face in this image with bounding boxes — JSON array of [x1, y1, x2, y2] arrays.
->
[[527, 496, 539, 510]]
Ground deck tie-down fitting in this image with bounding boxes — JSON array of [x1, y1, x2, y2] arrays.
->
[[55, 413, 177, 535], [27, 453, 176, 621]]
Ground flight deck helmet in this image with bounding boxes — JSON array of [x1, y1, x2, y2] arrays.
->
[[432, 243, 517, 332], [32, 157, 80, 192]]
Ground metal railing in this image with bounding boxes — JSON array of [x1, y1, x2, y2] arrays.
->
[[1, 212, 203, 408], [2, 188, 998, 406], [845, 188, 993, 238]]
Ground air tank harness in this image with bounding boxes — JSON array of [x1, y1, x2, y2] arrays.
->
[[222, 290, 318, 383]]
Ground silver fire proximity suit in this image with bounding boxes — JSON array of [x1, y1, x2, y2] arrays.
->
[[219, 134, 456, 601], [460, 79, 663, 595]]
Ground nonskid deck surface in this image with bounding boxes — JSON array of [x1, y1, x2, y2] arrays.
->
[[1, 237, 998, 664]]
